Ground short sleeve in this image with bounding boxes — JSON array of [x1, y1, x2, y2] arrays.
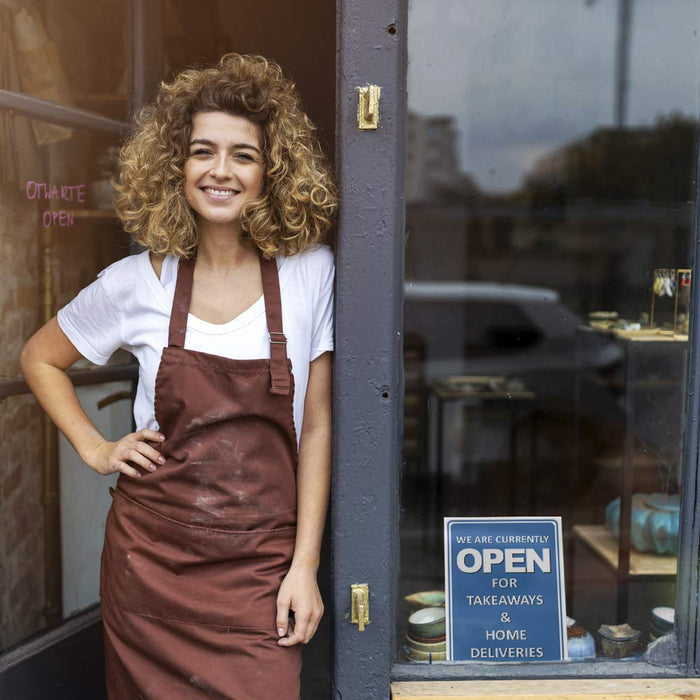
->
[[310, 256, 335, 361], [57, 273, 123, 366]]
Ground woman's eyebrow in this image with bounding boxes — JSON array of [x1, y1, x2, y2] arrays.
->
[[189, 138, 260, 153]]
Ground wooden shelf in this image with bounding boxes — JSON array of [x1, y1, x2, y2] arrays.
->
[[574, 525, 677, 576]]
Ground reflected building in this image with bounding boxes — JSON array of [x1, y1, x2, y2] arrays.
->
[[406, 112, 476, 203]]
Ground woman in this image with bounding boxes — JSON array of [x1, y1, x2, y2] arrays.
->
[[21, 54, 336, 699]]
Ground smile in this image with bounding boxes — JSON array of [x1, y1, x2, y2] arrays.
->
[[201, 186, 240, 200]]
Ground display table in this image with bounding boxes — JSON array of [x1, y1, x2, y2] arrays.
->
[[573, 525, 677, 577], [573, 327, 686, 621]]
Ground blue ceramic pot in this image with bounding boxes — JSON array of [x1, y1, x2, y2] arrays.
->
[[605, 497, 620, 537], [567, 626, 596, 660], [630, 503, 655, 552], [645, 496, 680, 555], [606, 494, 650, 543]]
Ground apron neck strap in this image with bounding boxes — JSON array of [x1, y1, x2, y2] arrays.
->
[[259, 253, 291, 396], [168, 256, 195, 349], [168, 252, 291, 396]]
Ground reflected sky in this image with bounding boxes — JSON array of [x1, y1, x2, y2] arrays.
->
[[408, 0, 700, 193]]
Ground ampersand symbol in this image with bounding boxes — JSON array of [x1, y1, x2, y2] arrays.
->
[[500, 612, 511, 623]]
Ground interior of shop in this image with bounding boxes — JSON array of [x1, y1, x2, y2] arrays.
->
[[398, 0, 698, 665]]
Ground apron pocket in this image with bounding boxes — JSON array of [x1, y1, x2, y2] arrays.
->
[[101, 488, 296, 630]]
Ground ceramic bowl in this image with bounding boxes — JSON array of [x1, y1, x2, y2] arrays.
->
[[567, 625, 596, 660], [402, 645, 447, 662], [408, 631, 446, 644], [405, 633, 447, 654], [408, 607, 446, 639], [650, 606, 675, 640], [404, 590, 445, 612]]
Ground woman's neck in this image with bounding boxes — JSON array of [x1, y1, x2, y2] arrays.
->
[[196, 222, 257, 272]]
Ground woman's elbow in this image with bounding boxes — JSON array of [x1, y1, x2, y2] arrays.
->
[[20, 333, 43, 380]]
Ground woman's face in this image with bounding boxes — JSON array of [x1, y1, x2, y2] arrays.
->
[[184, 111, 264, 232]]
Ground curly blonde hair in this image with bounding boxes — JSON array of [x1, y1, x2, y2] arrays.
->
[[114, 54, 337, 258]]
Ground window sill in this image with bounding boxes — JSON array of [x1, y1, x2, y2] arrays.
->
[[391, 678, 700, 699]]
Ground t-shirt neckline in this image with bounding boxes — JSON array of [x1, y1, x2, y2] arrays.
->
[[139, 250, 292, 335]]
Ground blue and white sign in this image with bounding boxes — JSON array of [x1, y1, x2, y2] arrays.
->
[[444, 517, 567, 661]]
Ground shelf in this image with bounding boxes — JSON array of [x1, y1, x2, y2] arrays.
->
[[582, 325, 688, 342], [574, 525, 677, 576]]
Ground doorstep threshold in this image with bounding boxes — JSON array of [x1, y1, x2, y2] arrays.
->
[[391, 678, 700, 699]]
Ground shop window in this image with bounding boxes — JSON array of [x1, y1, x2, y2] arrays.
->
[[0, 100, 129, 653], [400, 0, 699, 666]]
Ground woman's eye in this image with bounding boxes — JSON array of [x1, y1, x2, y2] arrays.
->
[[235, 153, 255, 161], [191, 148, 212, 156]]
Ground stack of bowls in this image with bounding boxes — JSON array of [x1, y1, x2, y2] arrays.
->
[[566, 617, 596, 660], [404, 607, 446, 662], [650, 607, 674, 642]]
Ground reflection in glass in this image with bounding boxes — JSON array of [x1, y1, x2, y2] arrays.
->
[[400, 0, 699, 663], [0, 122, 129, 651], [0, 1, 129, 121]]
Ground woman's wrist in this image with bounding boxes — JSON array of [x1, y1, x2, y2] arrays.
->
[[289, 552, 321, 573]]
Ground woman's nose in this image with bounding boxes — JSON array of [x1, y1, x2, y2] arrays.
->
[[210, 155, 232, 178]]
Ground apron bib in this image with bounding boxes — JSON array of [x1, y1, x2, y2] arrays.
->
[[100, 253, 301, 699]]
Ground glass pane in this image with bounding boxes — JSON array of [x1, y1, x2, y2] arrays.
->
[[0, 120, 131, 650], [400, 0, 699, 665], [0, 1, 129, 121]]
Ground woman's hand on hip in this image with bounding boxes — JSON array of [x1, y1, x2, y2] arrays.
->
[[276, 565, 324, 646], [88, 429, 166, 479]]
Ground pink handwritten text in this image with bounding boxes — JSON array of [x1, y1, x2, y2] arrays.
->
[[26, 180, 86, 228], [42, 210, 75, 227], [26, 180, 86, 202]]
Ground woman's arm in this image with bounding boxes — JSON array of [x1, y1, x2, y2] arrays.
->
[[276, 350, 332, 646], [21, 317, 165, 477]]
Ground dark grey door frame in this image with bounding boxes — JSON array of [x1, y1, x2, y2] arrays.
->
[[332, 0, 407, 698], [332, 0, 700, 696]]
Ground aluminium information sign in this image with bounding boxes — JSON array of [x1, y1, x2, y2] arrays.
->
[[444, 516, 567, 661]]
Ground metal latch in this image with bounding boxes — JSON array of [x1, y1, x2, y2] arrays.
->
[[357, 86, 381, 130], [351, 583, 370, 631]]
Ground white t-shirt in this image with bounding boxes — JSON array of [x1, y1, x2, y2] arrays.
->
[[57, 245, 334, 445]]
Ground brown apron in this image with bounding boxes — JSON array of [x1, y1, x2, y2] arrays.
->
[[100, 253, 301, 699]]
